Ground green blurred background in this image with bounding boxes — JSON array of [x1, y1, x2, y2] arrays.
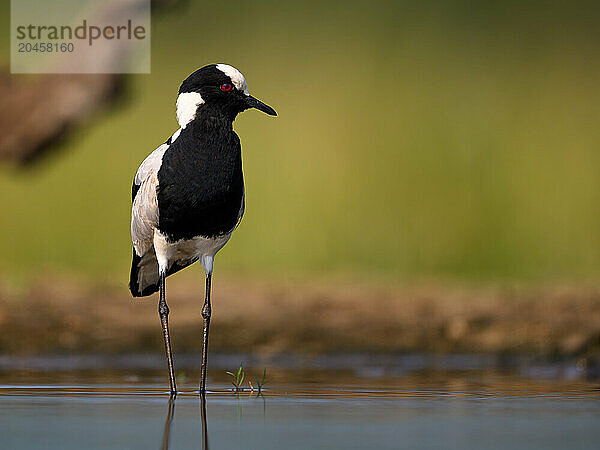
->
[[2, 0, 600, 285]]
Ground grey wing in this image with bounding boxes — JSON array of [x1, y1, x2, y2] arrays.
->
[[131, 143, 168, 256]]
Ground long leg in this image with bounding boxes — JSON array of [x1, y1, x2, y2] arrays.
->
[[200, 272, 212, 393], [159, 273, 177, 395]]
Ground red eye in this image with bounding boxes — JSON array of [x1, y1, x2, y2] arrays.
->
[[221, 83, 233, 92]]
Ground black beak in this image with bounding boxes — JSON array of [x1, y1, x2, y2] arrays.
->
[[245, 95, 277, 116]]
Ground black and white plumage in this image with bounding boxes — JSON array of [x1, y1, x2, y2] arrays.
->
[[128, 64, 276, 394]]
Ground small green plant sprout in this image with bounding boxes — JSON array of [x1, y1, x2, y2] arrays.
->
[[249, 368, 267, 396], [226, 362, 245, 393]]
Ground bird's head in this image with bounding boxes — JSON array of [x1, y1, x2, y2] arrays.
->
[[176, 64, 277, 127]]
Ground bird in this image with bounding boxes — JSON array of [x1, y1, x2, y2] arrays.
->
[[128, 64, 276, 395]]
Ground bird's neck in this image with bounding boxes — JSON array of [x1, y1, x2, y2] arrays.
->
[[191, 106, 235, 131], [182, 108, 240, 165]]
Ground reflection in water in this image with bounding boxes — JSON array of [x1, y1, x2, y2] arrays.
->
[[161, 394, 176, 450], [200, 393, 209, 450], [161, 393, 210, 450]]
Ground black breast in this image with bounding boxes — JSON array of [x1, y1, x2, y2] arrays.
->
[[156, 116, 244, 241]]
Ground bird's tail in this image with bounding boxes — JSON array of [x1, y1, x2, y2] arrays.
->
[[129, 249, 160, 297], [129, 248, 198, 297]]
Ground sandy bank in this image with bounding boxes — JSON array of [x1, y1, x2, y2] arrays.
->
[[1, 277, 599, 359]]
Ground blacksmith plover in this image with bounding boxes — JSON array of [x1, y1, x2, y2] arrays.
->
[[129, 64, 276, 394]]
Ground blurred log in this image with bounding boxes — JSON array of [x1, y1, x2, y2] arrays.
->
[[0, 71, 122, 164], [0, 0, 185, 165]]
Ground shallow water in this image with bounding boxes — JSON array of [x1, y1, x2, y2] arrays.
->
[[0, 356, 599, 449]]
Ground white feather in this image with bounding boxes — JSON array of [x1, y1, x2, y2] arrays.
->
[[153, 230, 231, 276], [131, 137, 172, 257], [131, 172, 159, 257], [176, 92, 205, 127], [216, 64, 249, 95], [134, 143, 168, 186]]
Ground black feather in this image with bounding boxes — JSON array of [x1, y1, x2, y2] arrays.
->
[[156, 110, 244, 242], [131, 180, 140, 202]]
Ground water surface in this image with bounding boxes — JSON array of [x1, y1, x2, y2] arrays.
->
[[0, 356, 599, 449]]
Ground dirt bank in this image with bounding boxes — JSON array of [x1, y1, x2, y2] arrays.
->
[[1, 277, 599, 358]]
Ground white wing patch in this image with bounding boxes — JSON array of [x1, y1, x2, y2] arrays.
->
[[131, 171, 159, 256], [132, 128, 180, 187], [134, 143, 167, 186], [131, 139, 171, 257]]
